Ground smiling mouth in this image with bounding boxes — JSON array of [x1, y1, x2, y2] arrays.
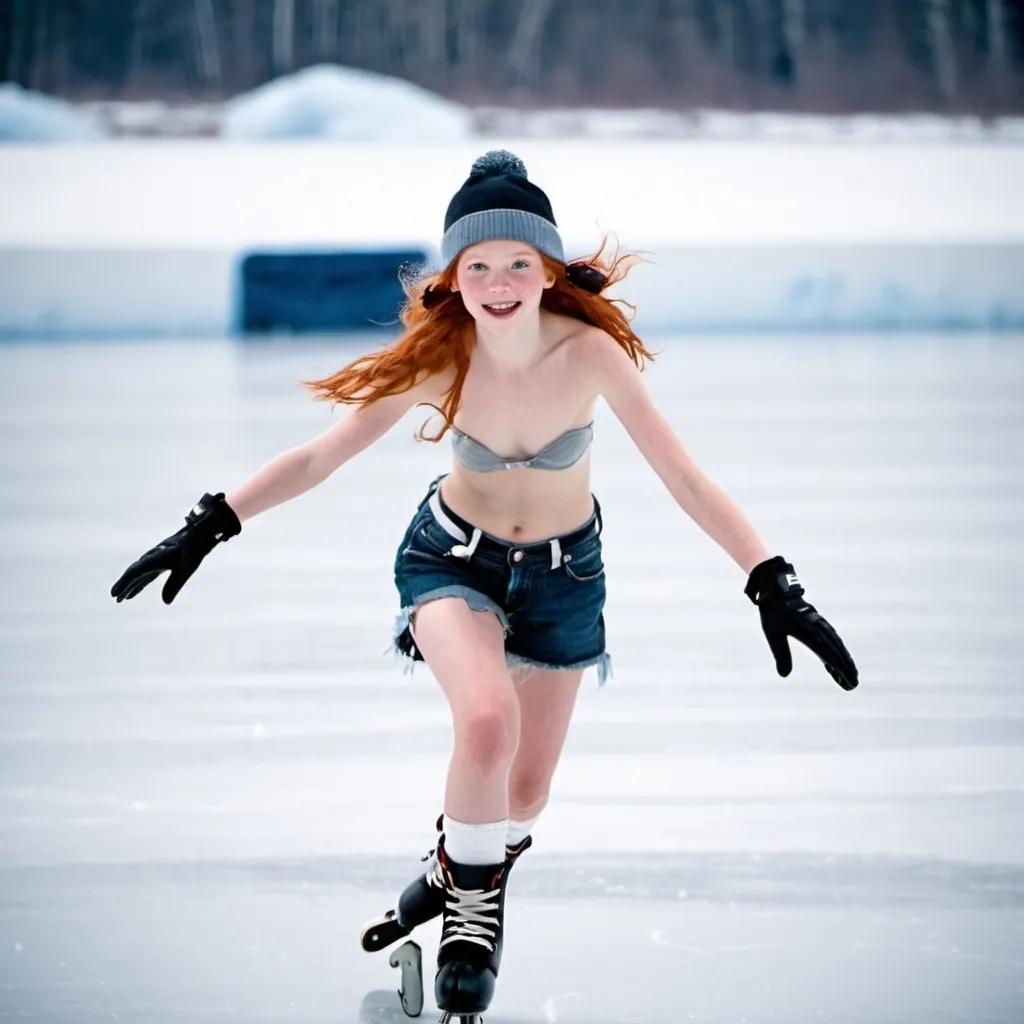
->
[[482, 301, 521, 317]]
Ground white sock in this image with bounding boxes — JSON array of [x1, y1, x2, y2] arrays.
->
[[506, 815, 539, 847], [443, 815, 509, 866]]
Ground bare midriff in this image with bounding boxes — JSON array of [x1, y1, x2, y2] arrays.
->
[[440, 454, 596, 543]]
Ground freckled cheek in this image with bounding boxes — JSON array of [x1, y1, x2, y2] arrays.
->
[[459, 275, 543, 307], [518, 283, 544, 307], [461, 282, 490, 307]]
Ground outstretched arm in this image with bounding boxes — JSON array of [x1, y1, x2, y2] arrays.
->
[[587, 329, 858, 690], [112, 368, 452, 605], [588, 330, 769, 573], [226, 373, 448, 521]]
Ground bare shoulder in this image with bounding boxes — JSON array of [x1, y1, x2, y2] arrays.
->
[[553, 317, 613, 365], [563, 324, 643, 398]]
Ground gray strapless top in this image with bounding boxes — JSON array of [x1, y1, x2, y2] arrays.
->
[[451, 422, 594, 472]]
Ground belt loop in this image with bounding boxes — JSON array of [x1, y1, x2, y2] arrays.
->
[[428, 488, 469, 544], [549, 537, 562, 570], [593, 496, 603, 536], [417, 473, 444, 511]]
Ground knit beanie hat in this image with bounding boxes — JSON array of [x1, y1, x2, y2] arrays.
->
[[440, 150, 565, 265]]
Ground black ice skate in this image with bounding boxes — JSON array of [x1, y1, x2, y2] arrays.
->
[[361, 817, 532, 954], [434, 835, 515, 1023], [361, 814, 446, 953]]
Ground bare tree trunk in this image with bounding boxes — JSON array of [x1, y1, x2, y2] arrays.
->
[[313, 0, 339, 62], [714, 0, 737, 69], [505, 0, 555, 87], [230, 0, 259, 90], [452, 0, 481, 77], [7, 0, 30, 82], [272, 0, 295, 75], [925, 0, 957, 100], [129, 0, 151, 87], [29, 0, 48, 90], [416, 0, 445, 69], [782, 0, 806, 53], [747, 0, 775, 76], [383, 0, 410, 79], [351, 0, 382, 71], [192, 0, 222, 88], [986, 0, 1008, 73]]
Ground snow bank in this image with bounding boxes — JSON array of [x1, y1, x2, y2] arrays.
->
[[60, 95, 1024, 143], [221, 64, 471, 142], [0, 83, 108, 143], [6, 141, 1022, 247], [1, 140, 1022, 337], [6, 66, 1024, 145], [476, 107, 1024, 143]]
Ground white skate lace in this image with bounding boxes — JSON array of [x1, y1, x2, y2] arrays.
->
[[438, 884, 501, 953], [421, 848, 445, 889]]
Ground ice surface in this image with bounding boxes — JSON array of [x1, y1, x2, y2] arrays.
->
[[0, 83, 108, 143], [0, 334, 1022, 1021], [221, 64, 472, 142]]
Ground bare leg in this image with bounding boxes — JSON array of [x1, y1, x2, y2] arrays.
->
[[411, 597, 520, 824], [508, 667, 585, 822]]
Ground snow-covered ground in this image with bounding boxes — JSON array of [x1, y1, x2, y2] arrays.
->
[[4, 67, 1024, 143], [2, 66, 1022, 337], [1, 139, 1023, 336], [7, 140, 1023, 249], [0, 83, 108, 142], [1, 334, 1022, 1021], [221, 64, 472, 142]]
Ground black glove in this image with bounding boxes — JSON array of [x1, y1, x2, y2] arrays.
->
[[744, 556, 858, 691], [110, 492, 241, 605]]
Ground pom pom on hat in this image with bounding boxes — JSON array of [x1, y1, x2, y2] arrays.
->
[[470, 149, 528, 179]]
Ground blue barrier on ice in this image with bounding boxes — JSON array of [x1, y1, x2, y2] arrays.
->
[[239, 249, 428, 334]]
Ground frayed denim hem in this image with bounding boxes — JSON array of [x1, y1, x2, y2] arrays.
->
[[505, 650, 613, 688], [388, 586, 510, 676]]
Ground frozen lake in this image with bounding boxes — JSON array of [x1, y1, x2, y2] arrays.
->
[[1, 332, 1022, 1021]]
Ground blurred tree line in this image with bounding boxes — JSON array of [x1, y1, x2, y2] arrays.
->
[[2, 0, 1022, 113]]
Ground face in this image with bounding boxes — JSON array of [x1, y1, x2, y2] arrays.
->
[[453, 240, 554, 329]]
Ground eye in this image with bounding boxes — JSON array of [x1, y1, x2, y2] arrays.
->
[[467, 261, 487, 272], [511, 259, 530, 270]]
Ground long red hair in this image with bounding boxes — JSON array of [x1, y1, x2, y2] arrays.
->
[[303, 237, 656, 442]]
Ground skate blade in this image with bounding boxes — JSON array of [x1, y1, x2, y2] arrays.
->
[[389, 940, 424, 1018], [360, 909, 411, 952], [438, 1014, 482, 1024]]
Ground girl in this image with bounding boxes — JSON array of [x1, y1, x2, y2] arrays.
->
[[111, 150, 858, 1022]]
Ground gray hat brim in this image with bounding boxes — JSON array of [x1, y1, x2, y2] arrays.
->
[[441, 209, 564, 265]]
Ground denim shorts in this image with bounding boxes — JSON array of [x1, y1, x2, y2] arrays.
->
[[392, 475, 611, 685]]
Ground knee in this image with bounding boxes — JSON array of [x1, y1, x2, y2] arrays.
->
[[454, 697, 520, 771], [508, 770, 550, 815]]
